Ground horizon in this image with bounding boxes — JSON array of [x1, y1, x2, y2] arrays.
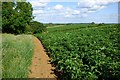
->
[[42, 22, 119, 24]]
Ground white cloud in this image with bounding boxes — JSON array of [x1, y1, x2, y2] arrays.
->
[[81, 14, 88, 17], [54, 6, 81, 17], [72, 10, 80, 15], [27, 0, 51, 18], [64, 14, 73, 17], [27, 0, 119, 23], [53, 4, 64, 10], [30, 2, 48, 8], [88, 5, 106, 11], [28, 0, 50, 8], [78, 0, 120, 12], [61, 7, 81, 17], [33, 10, 44, 14], [53, 5, 81, 17]]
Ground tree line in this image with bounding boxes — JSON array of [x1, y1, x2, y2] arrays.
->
[[2, 1, 46, 34]]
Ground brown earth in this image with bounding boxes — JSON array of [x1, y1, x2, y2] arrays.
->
[[28, 37, 57, 79]]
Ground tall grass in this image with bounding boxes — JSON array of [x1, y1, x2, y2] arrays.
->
[[0, 34, 2, 79], [2, 34, 34, 78]]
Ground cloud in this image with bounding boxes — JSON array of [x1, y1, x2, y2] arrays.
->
[[27, 0, 118, 23], [27, 0, 51, 18], [28, 0, 50, 9], [64, 14, 73, 17], [72, 10, 80, 15], [88, 5, 106, 11], [30, 2, 48, 8], [53, 5, 81, 17], [53, 4, 64, 10], [33, 10, 44, 14], [59, 7, 81, 17], [78, 0, 120, 12]]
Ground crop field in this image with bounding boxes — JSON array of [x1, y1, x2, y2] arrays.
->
[[46, 24, 113, 32], [35, 24, 120, 80], [2, 34, 34, 78], [47, 24, 89, 32]]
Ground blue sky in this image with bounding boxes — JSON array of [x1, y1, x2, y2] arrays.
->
[[27, 0, 119, 23]]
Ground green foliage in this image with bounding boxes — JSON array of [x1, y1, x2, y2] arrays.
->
[[0, 2, 2, 31], [27, 21, 46, 34], [35, 24, 120, 80], [2, 2, 33, 34], [98, 23, 105, 26], [2, 34, 34, 78], [91, 22, 95, 25]]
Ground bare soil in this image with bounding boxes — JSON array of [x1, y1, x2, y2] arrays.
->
[[28, 37, 56, 79]]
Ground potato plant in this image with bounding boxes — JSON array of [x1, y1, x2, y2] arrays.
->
[[35, 24, 120, 80]]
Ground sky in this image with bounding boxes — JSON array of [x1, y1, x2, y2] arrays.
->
[[27, 0, 120, 23]]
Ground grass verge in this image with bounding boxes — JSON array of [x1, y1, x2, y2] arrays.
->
[[2, 34, 34, 78]]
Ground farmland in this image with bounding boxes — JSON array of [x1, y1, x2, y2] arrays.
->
[[2, 34, 34, 78], [2, 1, 120, 79], [35, 24, 120, 80]]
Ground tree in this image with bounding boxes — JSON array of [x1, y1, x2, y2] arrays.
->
[[29, 21, 46, 34], [0, 2, 2, 32], [2, 1, 33, 34], [98, 23, 105, 26], [91, 22, 95, 25]]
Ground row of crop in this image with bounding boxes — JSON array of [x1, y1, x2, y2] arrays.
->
[[35, 25, 120, 80]]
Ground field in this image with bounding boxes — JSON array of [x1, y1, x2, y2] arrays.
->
[[2, 34, 34, 78], [35, 24, 120, 80], [46, 24, 111, 32]]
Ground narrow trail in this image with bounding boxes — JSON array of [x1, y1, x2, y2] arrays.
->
[[28, 37, 56, 79]]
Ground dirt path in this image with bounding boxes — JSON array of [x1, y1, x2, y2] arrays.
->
[[28, 37, 56, 79]]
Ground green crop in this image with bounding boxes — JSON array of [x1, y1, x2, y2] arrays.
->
[[35, 24, 120, 80]]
